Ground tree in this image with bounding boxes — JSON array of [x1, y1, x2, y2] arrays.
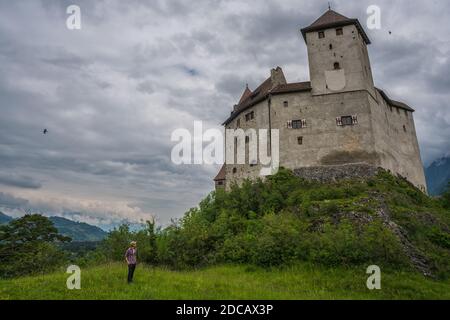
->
[[0, 214, 70, 278]]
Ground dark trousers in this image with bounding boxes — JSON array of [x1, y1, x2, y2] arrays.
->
[[127, 264, 136, 283]]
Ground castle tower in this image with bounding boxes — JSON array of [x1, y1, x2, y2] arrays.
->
[[301, 9, 375, 97]]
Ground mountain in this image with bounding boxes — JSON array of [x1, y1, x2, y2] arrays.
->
[[425, 156, 450, 196], [0, 212, 13, 224], [49, 216, 107, 241], [0, 213, 107, 241]]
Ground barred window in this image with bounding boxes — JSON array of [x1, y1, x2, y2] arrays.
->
[[336, 115, 358, 126], [336, 28, 343, 36], [318, 31, 325, 39], [297, 136, 303, 145], [341, 116, 353, 126], [287, 119, 307, 129]]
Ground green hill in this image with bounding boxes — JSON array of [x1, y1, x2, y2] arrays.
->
[[0, 213, 106, 241], [49, 216, 106, 241], [1, 263, 449, 300], [155, 168, 450, 278]]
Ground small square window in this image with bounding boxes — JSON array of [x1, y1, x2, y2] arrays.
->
[[283, 101, 288, 107], [297, 136, 303, 145], [318, 31, 325, 39], [341, 116, 353, 126], [336, 28, 343, 36], [232, 167, 237, 174], [245, 111, 254, 121], [217, 181, 223, 185]]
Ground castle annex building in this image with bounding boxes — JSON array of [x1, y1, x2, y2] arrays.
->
[[214, 9, 427, 192]]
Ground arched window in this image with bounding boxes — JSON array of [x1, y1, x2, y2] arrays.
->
[[333, 62, 340, 70]]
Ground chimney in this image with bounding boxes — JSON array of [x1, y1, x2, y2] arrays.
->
[[270, 66, 287, 89]]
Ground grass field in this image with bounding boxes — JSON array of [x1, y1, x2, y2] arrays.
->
[[1, 263, 449, 300]]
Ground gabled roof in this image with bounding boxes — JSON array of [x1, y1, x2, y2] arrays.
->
[[238, 85, 252, 104], [223, 80, 311, 125], [376, 87, 415, 112], [214, 164, 226, 181], [301, 9, 371, 45]]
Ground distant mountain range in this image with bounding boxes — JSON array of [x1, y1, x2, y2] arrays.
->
[[425, 156, 450, 196], [0, 212, 13, 224], [0, 212, 107, 242]]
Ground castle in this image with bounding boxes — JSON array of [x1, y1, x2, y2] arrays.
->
[[214, 9, 427, 192]]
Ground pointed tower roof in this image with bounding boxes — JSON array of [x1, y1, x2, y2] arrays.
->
[[238, 85, 252, 105], [301, 9, 371, 44], [309, 9, 352, 28], [214, 164, 226, 181]]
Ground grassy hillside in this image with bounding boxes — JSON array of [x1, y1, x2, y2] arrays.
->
[[1, 263, 449, 300]]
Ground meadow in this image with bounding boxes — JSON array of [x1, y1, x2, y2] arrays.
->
[[1, 262, 449, 300]]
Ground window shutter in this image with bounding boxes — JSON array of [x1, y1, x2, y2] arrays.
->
[[352, 115, 358, 124], [301, 119, 307, 128], [336, 117, 342, 126], [287, 120, 292, 129]]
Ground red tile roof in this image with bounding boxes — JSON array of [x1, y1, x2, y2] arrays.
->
[[238, 85, 252, 104], [223, 77, 311, 125], [270, 81, 312, 94], [214, 164, 226, 181], [309, 9, 352, 28], [301, 9, 371, 44]]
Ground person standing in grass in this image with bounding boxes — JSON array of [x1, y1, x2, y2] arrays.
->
[[125, 241, 137, 283]]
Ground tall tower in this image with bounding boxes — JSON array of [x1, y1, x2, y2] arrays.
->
[[301, 10, 375, 97]]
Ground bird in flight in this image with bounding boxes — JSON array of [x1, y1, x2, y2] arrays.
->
[[43, 129, 48, 134]]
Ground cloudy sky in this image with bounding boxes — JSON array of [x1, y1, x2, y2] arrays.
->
[[0, 0, 449, 229]]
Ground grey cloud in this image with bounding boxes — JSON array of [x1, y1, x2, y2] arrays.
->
[[0, 192, 29, 208], [0, 0, 449, 227], [0, 173, 42, 189]]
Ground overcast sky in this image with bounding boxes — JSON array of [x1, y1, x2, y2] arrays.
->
[[0, 0, 449, 229]]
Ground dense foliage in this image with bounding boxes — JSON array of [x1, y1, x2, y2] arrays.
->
[[0, 214, 70, 278], [93, 169, 450, 278]]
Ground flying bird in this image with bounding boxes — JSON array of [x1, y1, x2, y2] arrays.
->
[[43, 129, 48, 134]]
